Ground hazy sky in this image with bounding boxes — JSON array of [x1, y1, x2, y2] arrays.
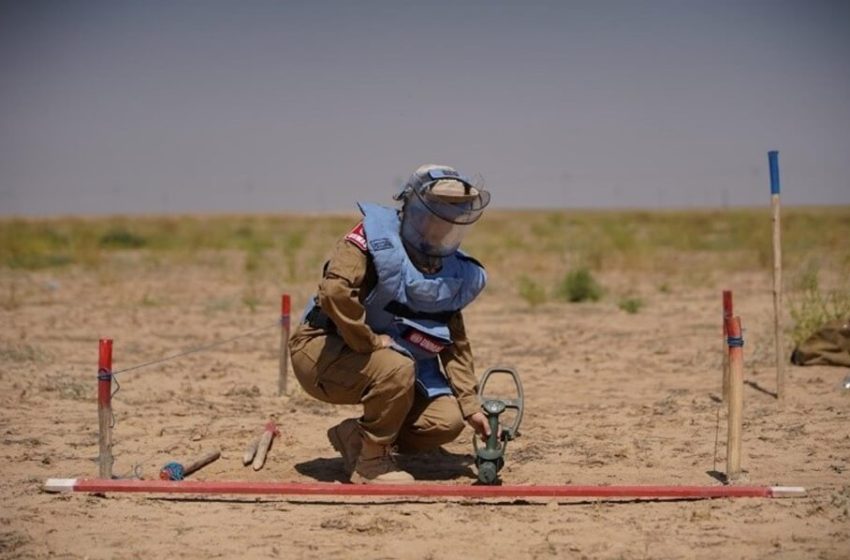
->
[[1, 0, 848, 215]]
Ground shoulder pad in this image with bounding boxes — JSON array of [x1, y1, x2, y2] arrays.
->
[[344, 222, 367, 252], [456, 251, 485, 270]]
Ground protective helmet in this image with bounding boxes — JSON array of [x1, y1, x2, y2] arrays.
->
[[395, 164, 491, 258]]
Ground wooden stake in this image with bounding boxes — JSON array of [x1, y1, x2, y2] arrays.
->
[[97, 339, 114, 479], [722, 290, 733, 401], [181, 450, 221, 477], [160, 449, 221, 480], [278, 294, 291, 396], [242, 438, 259, 466], [252, 420, 279, 471], [725, 316, 744, 481], [768, 151, 784, 402]]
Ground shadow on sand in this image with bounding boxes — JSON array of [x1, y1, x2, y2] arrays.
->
[[294, 448, 476, 483]]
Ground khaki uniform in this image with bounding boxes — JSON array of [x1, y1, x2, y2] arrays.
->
[[290, 234, 481, 453]]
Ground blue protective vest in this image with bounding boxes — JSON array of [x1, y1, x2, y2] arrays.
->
[[305, 202, 486, 398], [360, 202, 486, 397]]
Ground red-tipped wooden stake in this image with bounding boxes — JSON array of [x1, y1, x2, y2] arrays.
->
[[252, 420, 280, 471], [725, 316, 744, 481], [242, 438, 259, 466], [97, 338, 114, 479], [722, 290, 733, 401], [278, 294, 291, 396]]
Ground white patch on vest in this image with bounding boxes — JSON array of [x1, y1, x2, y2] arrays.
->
[[404, 330, 447, 354], [344, 222, 367, 251]]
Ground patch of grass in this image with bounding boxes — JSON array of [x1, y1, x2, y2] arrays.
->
[[618, 297, 645, 314], [99, 227, 147, 248], [140, 291, 160, 307], [2, 207, 849, 289], [6, 252, 74, 269], [244, 248, 263, 274], [0, 343, 51, 363], [225, 385, 261, 398], [556, 267, 603, 303], [789, 266, 850, 345], [204, 297, 234, 314], [242, 285, 261, 313], [40, 375, 88, 400], [794, 260, 820, 292], [517, 275, 547, 307], [282, 231, 306, 282]]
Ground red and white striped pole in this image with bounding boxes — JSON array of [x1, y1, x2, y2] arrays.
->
[[43, 479, 805, 500], [97, 338, 114, 479], [278, 294, 291, 396]]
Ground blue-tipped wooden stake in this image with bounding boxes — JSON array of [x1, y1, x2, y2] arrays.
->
[[768, 150, 785, 402]]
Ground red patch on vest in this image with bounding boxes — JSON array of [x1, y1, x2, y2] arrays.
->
[[345, 222, 367, 251], [403, 329, 448, 355]]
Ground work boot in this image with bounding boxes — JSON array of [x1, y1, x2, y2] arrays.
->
[[327, 418, 362, 478], [351, 439, 415, 484]]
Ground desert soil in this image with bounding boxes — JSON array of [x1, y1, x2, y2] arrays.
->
[[1, 253, 848, 559]]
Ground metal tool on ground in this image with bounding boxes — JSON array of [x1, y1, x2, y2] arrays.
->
[[473, 366, 524, 484], [250, 420, 280, 471], [159, 449, 221, 481]]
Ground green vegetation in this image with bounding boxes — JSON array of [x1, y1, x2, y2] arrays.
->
[[2, 208, 848, 275], [556, 267, 603, 303], [99, 227, 147, 248], [0, 343, 51, 363], [789, 262, 850, 345], [618, 297, 645, 314], [0, 214, 344, 271], [517, 275, 547, 307], [2, 206, 849, 351], [466, 207, 850, 278], [2, 208, 848, 338]]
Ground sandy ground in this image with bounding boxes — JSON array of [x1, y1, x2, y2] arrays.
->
[[1, 252, 848, 559]]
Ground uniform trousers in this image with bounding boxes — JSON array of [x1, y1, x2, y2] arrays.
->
[[290, 331, 465, 452]]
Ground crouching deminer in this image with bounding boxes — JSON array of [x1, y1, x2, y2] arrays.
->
[[290, 164, 492, 483]]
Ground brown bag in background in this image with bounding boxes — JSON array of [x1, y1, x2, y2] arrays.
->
[[790, 317, 850, 367]]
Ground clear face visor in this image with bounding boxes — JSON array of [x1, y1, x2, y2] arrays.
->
[[400, 170, 491, 257]]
